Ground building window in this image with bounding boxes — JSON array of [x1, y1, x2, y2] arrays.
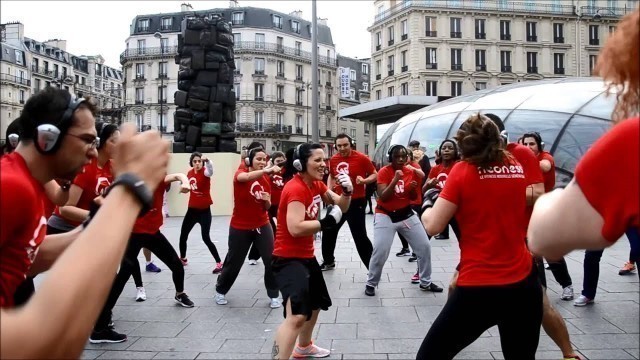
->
[[159, 62, 167, 77], [135, 113, 144, 130], [161, 17, 172, 30], [500, 50, 512, 72], [350, 128, 356, 138], [232, 12, 244, 25], [350, 89, 356, 100], [137, 39, 146, 53], [255, 33, 265, 49], [234, 83, 240, 99], [400, 82, 408, 95], [401, 51, 408, 71], [137, 19, 149, 31], [387, 86, 394, 97], [296, 89, 304, 104], [276, 112, 284, 127], [426, 48, 437, 69], [296, 64, 303, 80], [235, 110, 241, 124], [589, 54, 598, 74], [277, 85, 284, 102], [277, 60, 285, 77], [476, 82, 487, 91], [475, 49, 486, 71], [553, 23, 564, 43], [388, 26, 395, 45], [255, 83, 264, 100], [387, 55, 395, 75], [451, 81, 462, 97], [451, 49, 462, 70], [475, 19, 486, 39], [450, 17, 461, 38], [233, 33, 241, 44], [426, 81, 437, 96], [362, 63, 369, 75], [254, 58, 265, 74], [425, 17, 437, 37], [135, 63, 145, 78], [401, 19, 408, 39], [19, 90, 25, 103], [362, 82, 369, 91], [158, 112, 167, 131], [341, 127, 347, 134], [526, 21, 537, 41], [327, 93, 333, 105], [554, 53, 565, 74], [34, 78, 41, 92], [500, 20, 511, 40], [135, 88, 144, 102], [376, 32, 382, 49], [292, 20, 300, 34], [527, 52, 538, 73], [376, 59, 382, 77], [254, 111, 264, 131], [234, 58, 241, 73], [376, 90, 381, 100], [589, 25, 599, 45], [350, 69, 356, 79], [365, 144, 369, 155], [272, 15, 282, 29], [296, 114, 303, 130], [295, 41, 302, 55], [609, 25, 616, 34]]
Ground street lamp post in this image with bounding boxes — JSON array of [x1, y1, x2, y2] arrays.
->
[[306, 81, 310, 143], [154, 32, 164, 133]]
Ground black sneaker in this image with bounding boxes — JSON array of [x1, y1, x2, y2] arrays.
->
[[89, 329, 127, 344], [419, 283, 444, 292], [395, 248, 411, 257], [408, 253, 418, 262], [364, 285, 375, 296], [320, 262, 336, 271], [108, 321, 114, 329], [175, 293, 195, 308]]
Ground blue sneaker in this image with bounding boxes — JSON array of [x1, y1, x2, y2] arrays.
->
[[146, 262, 161, 273]]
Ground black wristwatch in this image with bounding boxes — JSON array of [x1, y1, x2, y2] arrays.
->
[[105, 173, 153, 216], [61, 181, 71, 192]]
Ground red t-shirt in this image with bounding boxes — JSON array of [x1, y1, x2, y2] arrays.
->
[[328, 150, 375, 199], [132, 182, 166, 234], [428, 161, 459, 190], [575, 117, 639, 243], [273, 174, 328, 258], [538, 151, 556, 193], [0, 153, 47, 307], [507, 143, 544, 227], [375, 165, 417, 213], [53, 158, 113, 226], [187, 168, 212, 209], [440, 158, 532, 286], [409, 161, 424, 206], [270, 168, 286, 208], [230, 169, 271, 230]]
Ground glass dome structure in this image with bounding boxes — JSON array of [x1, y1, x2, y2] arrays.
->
[[373, 78, 617, 187]]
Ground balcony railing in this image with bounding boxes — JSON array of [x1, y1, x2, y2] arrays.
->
[[526, 35, 538, 42], [475, 33, 486, 39], [450, 32, 462, 38], [501, 65, 513, 72], [326, 81, 332, 87], [554, 67, 565, 75], [232, 19, 244, 25], [401, 34, 408, 40], [376, 74, 381, 80], [255, 96, 264, 101], [375, 44, 381, 51], [581, 5, 635, 18], [589, 38, 600, 45], [475, 65, 486, 71], [158, 73, 168, 79], [500, 34, 511, 40], [120, 46, 178, 64], [236, 122, 293, 134], [31, 65, 55, 78], [135, 100, 144, 104], [1, 73, 31, 86], [425, 31, 437, 37], [401, 65, 408, 72], [234, 41, 337, 67], [388, 39, 395, 46], [527, 66, 538, 74], [136, 26, 150, 33], [277, 98, 284, 103], [388, 70, 394, 76], [425, 63, 437, 69], [295, 127, 303, 134], [325, 130, 332, 137], [451, 64, 463, 71], [325, 105, 331, 110], [554, 37, 565, 43], [373, 0, 575, 25]]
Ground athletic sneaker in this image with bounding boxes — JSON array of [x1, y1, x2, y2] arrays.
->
[[89, 329, 127, 344], [561, 285, 575, 300], [408, 253, 417, 262], [563, 355, 582, 360], [180, 258, 188, 266], [411, 272, 420, 284], [434, 234, 449, 240], [135, 287, 147, 302], [364, 285, 375, 296], [420, 283, 444, 292], [212, 262, 223, 274], [574, 295, 594, 307], [108, 321, 114, 329], [320, 262, 336, 271], [215, 292, 228, 305], [396, 248, 411, 257], [248, 259, 258, 265], [619, 261, 636, 275], [145, 262, 162, 273], [175, 293, 194, 308], [292, 341, 330, 358], [270, 298, 282, 308]]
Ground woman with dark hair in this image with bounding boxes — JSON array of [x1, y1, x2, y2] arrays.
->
[[214, 147, 281, 307], [424, 139, 461, 240], [178, 151, 223, 273], [418, 114, 543, 359], [271, 143, 352, 359]]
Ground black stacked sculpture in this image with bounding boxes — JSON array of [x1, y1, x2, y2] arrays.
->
[[173, 14, 237, 153]]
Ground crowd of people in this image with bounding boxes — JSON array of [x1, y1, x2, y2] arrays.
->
[[0, 8, 637, 360]]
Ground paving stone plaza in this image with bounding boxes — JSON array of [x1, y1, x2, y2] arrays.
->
[[73, 214, 639, 360]]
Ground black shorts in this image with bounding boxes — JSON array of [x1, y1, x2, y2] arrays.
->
[[534, 256, 547, 289], [272, 256, 332, 320]]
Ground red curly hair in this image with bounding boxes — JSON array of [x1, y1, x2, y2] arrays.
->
[[594, 8, 640, 123]]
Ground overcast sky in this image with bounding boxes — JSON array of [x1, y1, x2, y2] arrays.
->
[[0, 0, 374, 69]]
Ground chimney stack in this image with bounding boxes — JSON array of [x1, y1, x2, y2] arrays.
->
[[318, 17, 328, 26], [181, 3, 193, 12], [289, 10, 303, 18]]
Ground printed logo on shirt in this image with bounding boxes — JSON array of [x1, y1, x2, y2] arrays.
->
[[336, 162, 350, 175], [272, 175, 284, 189], [436, 173, 448, 189], [306, 194, 322, 219], [394, 180, 405, 195], [189, 177, 199, 192], [250, 181, 265, 202], [95, 176, 111, 196], [26, 216, 47, 263], [477, 165, 525, 179]]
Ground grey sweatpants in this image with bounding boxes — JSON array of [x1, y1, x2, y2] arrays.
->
[[367, 213, 433, 287]]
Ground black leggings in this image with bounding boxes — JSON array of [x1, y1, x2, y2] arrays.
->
[[179, 207, 221, 263], [95, 231, 185, 330], [321, 197, 373, 268], [216, 224, 279, 298], [248, 205, 278, 261], [417, 265, 543, 360]]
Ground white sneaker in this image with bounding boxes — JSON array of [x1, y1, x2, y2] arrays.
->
[[561, 285, 574, 300], [574, 295, 594, 307], [136, 287, 147, 302], [270, 298, 282, 308], [248, 259, 258, 265], [215, 292, 228, 305]]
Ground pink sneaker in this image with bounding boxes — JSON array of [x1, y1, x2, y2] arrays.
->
[[212, 262, 223, 274], [411, 272, 420, 284], [292, 341, 330, 358]]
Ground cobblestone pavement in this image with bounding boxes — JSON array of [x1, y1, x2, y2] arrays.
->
[[76, 214, 638, 360]]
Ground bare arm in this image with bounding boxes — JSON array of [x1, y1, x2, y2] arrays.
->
[[327, 173, 336, 190], [362, 170, 378, 185], [27, 227, 82, 276], [44, 180, 69, 206], [321, 189, 350, 213], [59, 184, 90, 222], [286, 201, 321, 237], [407, 165, 425, 179], [377, 179, 399, 202], [527, 180, 608, 260], [421, 197, 458, 236], [236, 168, 276, 183], [539, 159, 552, 173], [0, 186, 141, 359], [526, 182, 545, 206]]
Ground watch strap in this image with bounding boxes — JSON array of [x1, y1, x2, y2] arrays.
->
[[105, 173, 153, 216]]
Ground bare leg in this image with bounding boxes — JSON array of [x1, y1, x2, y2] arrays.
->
[[541, 291, 577, 357], [297, 309, 320, 347], [143, 248, 152, 262], [273, 299, 306, 360]]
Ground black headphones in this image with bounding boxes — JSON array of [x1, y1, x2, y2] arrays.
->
[[292, 144, 305, 172], [523, 132, 545, 151], [244, 147, 264, 167], [387, 144, 407, 163], [35, 96, 87, 154], [334, 134, 355, 150]]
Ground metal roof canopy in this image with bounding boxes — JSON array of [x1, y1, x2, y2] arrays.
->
[[338, 96, 442, 125]]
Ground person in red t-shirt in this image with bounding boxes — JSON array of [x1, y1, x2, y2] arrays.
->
[[418, 114, 543, 359], [320, 133, 377, 271], [214, 147, 280, 307], [90, 173, 196, 344], [178, 152, 223, 272], [271, 143, 352, 360], [366, 145, 442, 296]]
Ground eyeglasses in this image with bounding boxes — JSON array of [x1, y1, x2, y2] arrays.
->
[[67, 133, 100, 149]]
